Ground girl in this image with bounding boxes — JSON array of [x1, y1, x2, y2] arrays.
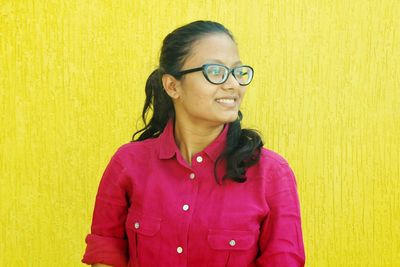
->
[[82, 20, 306, 267]]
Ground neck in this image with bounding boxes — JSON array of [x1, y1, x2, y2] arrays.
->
[[173, 116, 224, 165]]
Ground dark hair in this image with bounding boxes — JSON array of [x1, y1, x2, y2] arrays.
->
[[131, 20, 263, 184]]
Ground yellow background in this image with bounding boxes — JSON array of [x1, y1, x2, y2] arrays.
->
[[1, 0, 399, 266]]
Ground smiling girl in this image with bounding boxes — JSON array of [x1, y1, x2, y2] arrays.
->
[[82, 20, 306, 267]]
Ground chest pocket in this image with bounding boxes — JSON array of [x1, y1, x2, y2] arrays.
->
[[207, 229, 257, 250], [126, 210, 161, 236], [206, 229, 258, 267], [125, 210, 162, 266]]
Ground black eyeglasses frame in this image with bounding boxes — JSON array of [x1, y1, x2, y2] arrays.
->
[[174, 63, 254, 86]]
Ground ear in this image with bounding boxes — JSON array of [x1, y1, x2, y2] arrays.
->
[[162, 74, 181, 100]]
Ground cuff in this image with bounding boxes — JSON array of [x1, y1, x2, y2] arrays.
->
[[81, 233, 129, 267], [257, 251, 305, 267]]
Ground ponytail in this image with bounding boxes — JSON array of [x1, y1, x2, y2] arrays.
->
[[214, 111, 263, 184], [132, 68, 174, 141]]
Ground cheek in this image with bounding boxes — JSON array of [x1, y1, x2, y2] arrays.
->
[[238, 88, 247, 102], [191, 93, 215, 110], [182, 82, 216, 106], [240, 87, 247, 96]]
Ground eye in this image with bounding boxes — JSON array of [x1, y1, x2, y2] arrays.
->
[[235, 67, 249, 78], [207, 66, 222, 76], [237, 70, 246, 77]]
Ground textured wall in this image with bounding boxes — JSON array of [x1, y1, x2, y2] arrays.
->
[[1, 0, 399, 266]]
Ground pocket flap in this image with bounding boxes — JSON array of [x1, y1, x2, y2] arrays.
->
[[126, 210, 161, 236], [207, 229, 257, 250]]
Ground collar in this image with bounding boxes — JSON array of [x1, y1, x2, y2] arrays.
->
[[158, 118, 230, 162]]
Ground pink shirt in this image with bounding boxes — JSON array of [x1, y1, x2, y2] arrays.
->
[[82, 118, 306, 267]]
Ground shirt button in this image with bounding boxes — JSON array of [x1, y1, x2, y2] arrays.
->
[[189, 173, 195, 179], [182, 204, 189, 211], [177, 246, 183, 254], [196, 156, 203, 163], [134, 222, 140, 229], [229, 240, 236, 247]]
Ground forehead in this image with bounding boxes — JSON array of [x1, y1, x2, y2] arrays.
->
[[183, 33, 241, 68]]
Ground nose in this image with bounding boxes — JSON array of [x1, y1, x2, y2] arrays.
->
[[221, 71, 240, 90]]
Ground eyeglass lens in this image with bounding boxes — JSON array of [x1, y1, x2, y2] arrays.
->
[[205, 65, 253, 85]]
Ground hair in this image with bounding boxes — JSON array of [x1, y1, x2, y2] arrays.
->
[[131, 20, 263, 184]]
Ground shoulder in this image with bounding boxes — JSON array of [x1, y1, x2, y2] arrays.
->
[[256, 147, 298, 185], [247, 147, 296, 181], [259, 147, 290, 167], [111, 138, 159, 162]]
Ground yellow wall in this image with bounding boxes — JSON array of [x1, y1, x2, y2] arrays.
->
[[1, 0, 399, 266]]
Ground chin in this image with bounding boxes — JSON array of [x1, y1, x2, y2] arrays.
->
[[218, 113, 239, 124]]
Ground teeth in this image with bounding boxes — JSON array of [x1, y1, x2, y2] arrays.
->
[[216, 99, 235, 104]]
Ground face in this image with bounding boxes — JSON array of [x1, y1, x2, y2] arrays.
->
[[164, 33, 247, 126]]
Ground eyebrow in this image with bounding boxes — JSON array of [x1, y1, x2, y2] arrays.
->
[[206, 59, 243, 67]]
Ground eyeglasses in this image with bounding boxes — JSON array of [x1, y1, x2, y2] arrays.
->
[[174, 63, 254, 86]]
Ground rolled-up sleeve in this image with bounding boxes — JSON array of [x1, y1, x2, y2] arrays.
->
[[82, 152, 129, 267], [256, 162, 306, 267]]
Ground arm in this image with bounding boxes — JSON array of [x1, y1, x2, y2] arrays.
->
[[82, 152, 130, 267], [256, 162, 306, 267]]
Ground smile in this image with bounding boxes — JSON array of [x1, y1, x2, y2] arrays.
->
[[215, 98, 237, 107], [216, 98, 235, 104]]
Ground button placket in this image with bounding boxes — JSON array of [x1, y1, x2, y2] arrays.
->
[[178, 163, 199, 261]]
